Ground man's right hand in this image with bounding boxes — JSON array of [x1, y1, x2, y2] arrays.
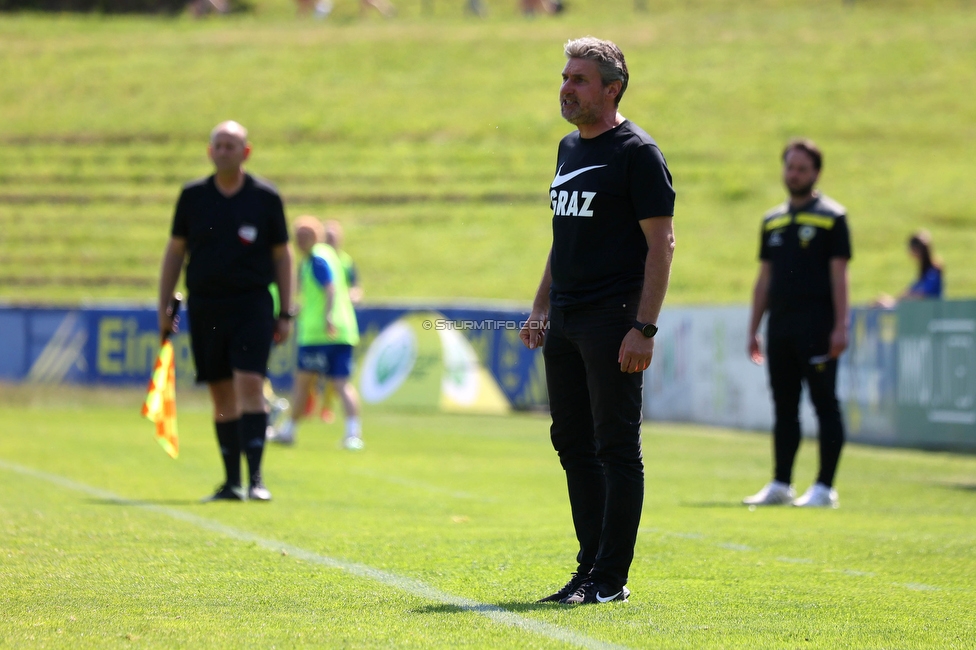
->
[[748, 333, 764, 365], [519, 309, 548, 350], [274, 318, 292, 344], [159, 307, 179, 344], [157, 237, 187, 344]]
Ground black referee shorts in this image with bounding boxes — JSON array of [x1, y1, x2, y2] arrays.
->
[[187, 289, 275, 384]]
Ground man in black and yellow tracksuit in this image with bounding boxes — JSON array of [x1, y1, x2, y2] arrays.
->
[[744, 139, 851, 509]]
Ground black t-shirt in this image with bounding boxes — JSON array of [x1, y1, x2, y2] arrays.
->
[[548, 120, 675, 309], [171, 174, 289, 299], [759, 193, 852, 313]]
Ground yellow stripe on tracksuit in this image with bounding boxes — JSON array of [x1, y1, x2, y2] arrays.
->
[[764, 214, 835, 231], [795, 214, 835, 230], [764, 215, 791, 232]]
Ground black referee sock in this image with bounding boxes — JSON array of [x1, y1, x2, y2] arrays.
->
[[240, 412, 268, 487], [215, 420, 242, 488]]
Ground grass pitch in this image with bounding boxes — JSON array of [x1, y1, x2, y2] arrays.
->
[[2, 0, 975, 306], [1, 389, 974, 649]]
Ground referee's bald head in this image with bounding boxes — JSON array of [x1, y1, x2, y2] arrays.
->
[[210, 121, 248, 147]]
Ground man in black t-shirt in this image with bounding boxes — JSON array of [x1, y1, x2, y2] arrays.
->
[[520, 37, 675, 605], [744, 139, 851, 509], [157, 121, 294, 502]]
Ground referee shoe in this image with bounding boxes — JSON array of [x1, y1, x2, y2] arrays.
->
[[203, 484, 246, 502]]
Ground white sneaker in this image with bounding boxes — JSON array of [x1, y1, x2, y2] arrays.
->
[[742, 481, 795, 506], [343, 436, 364, 451], [267, 420, 295, 445], [792, 483, 839, 508]]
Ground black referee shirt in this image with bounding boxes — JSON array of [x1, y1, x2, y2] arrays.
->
[[759, 193, 851, 313], [171, 174, 289, 299]]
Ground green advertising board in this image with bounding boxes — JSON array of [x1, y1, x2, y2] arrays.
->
[[896, 300, 976, 450]]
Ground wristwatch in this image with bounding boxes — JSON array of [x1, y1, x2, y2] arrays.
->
[[279, 306, 298, 320], [633, 320, 658, 338]]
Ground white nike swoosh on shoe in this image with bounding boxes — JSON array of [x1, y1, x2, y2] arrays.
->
[[595, 591, 622, 603], [551, 164, 608, 188]]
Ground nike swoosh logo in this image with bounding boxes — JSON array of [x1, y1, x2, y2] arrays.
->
[[551, 164, 607, 188], [595, 591, 622, 603]]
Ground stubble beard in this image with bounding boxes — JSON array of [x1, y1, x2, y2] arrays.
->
[[561, 97, 599, 126], [787, 181, 816, 198]]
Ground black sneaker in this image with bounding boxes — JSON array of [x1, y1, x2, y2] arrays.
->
[[537, 572, 590, 603], [203, 484, 246, 502], [560, 580, 630, 604], [248, 483, 272, 501]]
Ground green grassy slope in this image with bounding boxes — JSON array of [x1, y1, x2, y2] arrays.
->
[[0, 396, 974, 648], [1, 0, 974, 305]]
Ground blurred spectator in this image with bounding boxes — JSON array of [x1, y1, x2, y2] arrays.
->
[[361, 0, 395, 17], [189, 0, 228, 16], [295, 0, 333, 17], [421, 0, 485, 14], [296, 0, 392, 18], [874, 230, 943, 308], [521, 0, 563, 16]]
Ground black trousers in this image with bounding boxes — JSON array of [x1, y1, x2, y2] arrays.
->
[[766, 308, 845, 488], [544, 302, 644, 589]]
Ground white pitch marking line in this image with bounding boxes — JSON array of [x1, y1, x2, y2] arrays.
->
[[0, 459, 630, 650], [899, 583, 940, 591], [827, 569, 875, 577], [716, 542, 753, 552]]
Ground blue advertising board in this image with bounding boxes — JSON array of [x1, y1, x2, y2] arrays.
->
[[0, 304, 548, 409], [4, 301, 973, 449]]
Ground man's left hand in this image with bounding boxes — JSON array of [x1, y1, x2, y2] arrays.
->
[[274, 318, 292, 344], [618, 328, 654, 373]]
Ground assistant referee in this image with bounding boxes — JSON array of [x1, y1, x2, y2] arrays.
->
[[157, 121, 294, 502], [745, 138, 851, 509]]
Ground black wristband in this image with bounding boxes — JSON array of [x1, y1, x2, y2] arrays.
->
[[279, 306, 297, 320], [633, 320, 658, 338]]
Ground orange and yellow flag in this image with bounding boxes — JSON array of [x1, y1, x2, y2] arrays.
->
[[141, 340, 179, 459]]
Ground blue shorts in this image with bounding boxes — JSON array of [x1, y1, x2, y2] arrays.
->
[[297, 344, 354, 378]]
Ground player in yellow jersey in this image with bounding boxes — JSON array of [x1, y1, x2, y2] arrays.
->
[[270, 216, 363, 449]]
